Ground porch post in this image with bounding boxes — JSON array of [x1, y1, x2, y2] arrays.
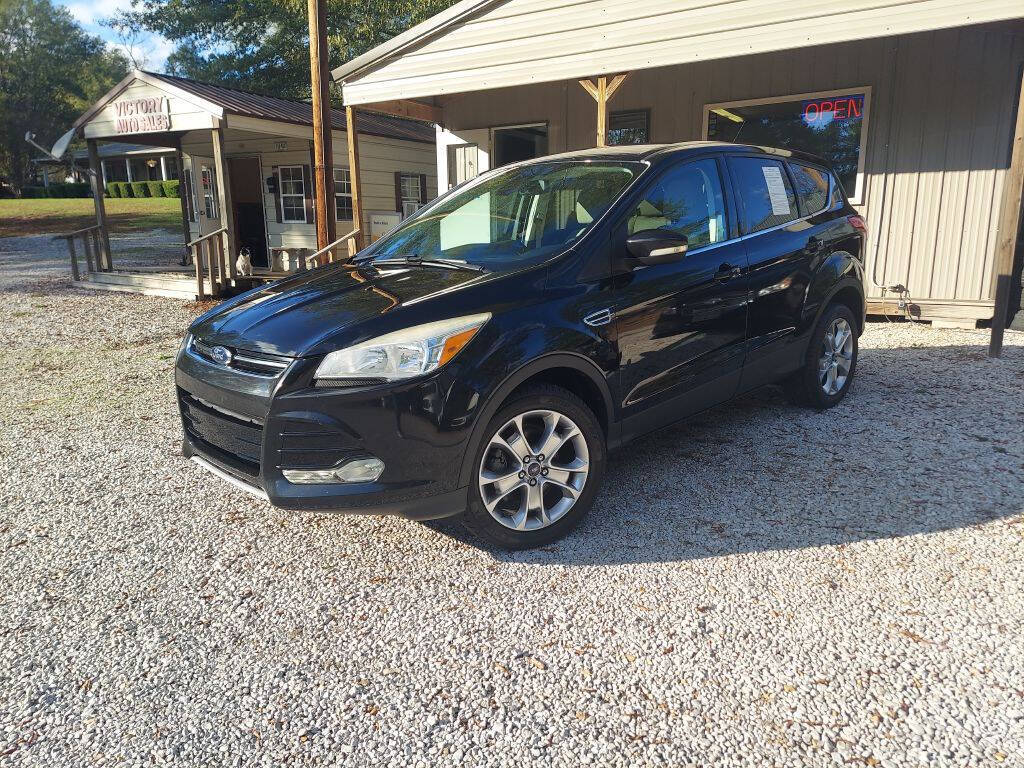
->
[[345, 106, 364, 251], [175, 142, 191, 264], [578, 73, 629, 147], [125, 157, 133, 183], [211, 125, 237, 283], [990, 65, 1024, 358], [160, 155, 169, 181], [42, 167, 50, 188], [86, 139, 112, 271], [100, 159, 108, 187]]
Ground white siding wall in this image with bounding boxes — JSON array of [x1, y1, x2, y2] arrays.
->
[[440, 25, 1024, 308], [342, 0, 1024, 104]]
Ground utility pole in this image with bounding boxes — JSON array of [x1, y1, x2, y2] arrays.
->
[[307, 0, 336, 251]]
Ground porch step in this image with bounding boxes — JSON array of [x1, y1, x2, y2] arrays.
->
[[76, 271, 214, 301]]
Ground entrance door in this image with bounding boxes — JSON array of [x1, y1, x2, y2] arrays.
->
[[440, 128, 490, 191], [192, 156, 221, 237], [228, 157, 269, 268]]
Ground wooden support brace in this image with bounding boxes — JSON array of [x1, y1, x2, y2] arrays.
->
[[364, 99, 443, 125], [578, 72, 629, 148]]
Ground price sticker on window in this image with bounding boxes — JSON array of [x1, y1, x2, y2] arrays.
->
[[761, 165, 791, 216]]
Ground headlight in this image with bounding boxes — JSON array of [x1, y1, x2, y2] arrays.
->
[[314, 313, 490, 384]]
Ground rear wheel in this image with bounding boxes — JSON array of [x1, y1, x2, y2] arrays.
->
[[462, 384, 605, 549], [783, 302, 859, 409]]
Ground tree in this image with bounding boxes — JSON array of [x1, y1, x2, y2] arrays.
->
[[116, 0, 458, 100], [0, 0, 129, 191]]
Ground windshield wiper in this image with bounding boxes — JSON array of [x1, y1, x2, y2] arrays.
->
[[364, 256, 484, 272]]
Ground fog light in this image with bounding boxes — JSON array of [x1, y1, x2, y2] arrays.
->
[[283, 457, 385, 485]]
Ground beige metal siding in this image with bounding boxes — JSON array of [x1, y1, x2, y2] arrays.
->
[[442, 25, 1024, 307], [342, 0, 1023, 104]]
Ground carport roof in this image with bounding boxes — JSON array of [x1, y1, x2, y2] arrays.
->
[[143, 71, 435, 143]]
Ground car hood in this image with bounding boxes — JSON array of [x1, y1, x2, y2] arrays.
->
[[189, 263, 489, 357]]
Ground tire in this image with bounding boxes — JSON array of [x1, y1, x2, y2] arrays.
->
[[461, 383, 606, 550], [783, 302, 859, 409]]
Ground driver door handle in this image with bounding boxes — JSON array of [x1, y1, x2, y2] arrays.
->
[[715, 263, 742, 281]]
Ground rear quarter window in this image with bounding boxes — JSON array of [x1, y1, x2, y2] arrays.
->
[[727, 156, 799, 234], [789, 162, 831, 215]]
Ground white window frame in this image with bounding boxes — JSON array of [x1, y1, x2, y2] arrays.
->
[[200, 165, 218, 219], [334, 167, 353, 222], [702, 86, 872, 205], [398, 172, 423, 218], [279, 165, 307, 224]]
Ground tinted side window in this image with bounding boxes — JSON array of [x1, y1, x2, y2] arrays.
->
[[728, 157, 798, 233], [627, 158, 727, 248], [789, 162, 830, 215]]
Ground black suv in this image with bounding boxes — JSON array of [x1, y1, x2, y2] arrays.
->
[[176, 142, 865, 549]]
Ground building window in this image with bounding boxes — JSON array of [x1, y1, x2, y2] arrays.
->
[[704, 87, 870, 203], [608, 110, 649, 145], [398, 172, 424, 218], [200, 166, 218, 219], [334, 167, 353, 221], [183, 168, 196, 222], [279, 165, 306, 223]]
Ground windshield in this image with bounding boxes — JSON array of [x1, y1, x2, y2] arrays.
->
[[359, 161, 642, 269]]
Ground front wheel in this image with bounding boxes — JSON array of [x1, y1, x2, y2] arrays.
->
[[783, 303, 859, 409], [462, 384, 606, 550]]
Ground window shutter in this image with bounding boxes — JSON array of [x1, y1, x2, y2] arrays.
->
[[394, 171, 402, 213], [419, 173, 427, 204], [272, 166, 282, 223], [302, 164, 313, 224]]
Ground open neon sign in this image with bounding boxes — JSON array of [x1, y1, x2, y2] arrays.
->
[[802, 94, 864, 126]]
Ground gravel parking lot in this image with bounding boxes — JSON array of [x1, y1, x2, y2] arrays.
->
[[1, 236, 1022, 767]]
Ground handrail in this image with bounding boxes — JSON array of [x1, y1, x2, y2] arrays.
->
[[187, 227, 227, 248], [53, 224, 101, 240], [189, 227, 230, 300], [307, 229, 361, 268], [56, 224, 104, 280]]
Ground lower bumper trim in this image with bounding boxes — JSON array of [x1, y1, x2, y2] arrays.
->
[[190, 456, 269, 501]]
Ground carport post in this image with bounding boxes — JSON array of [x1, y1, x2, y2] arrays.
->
[[86, 139, 112, 271], [578, 73, 629, 147], [211, 125, 237, 285], [990, 65, 1024, 358]]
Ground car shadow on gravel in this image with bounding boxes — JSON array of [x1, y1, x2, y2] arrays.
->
[[425, 341, 1024, 565]]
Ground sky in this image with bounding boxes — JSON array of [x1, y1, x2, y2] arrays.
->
[[56, 0, 175, 72]]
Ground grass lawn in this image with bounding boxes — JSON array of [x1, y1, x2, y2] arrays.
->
[[0, 197, 183, 238]]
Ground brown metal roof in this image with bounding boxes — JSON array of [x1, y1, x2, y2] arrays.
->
[[144, 71, 435, 144]]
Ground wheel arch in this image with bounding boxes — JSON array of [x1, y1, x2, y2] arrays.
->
[[457, 353, 616, 489]]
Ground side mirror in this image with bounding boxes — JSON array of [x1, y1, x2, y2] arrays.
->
[[625, 229, 688, 266]]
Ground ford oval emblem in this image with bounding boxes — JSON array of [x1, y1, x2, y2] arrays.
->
[[210, 345, 233, 366]]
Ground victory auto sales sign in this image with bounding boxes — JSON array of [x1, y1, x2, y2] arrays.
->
[[113, 96, 171, 134]]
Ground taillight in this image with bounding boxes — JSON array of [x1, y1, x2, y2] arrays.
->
[[847, 215, 867, 234]]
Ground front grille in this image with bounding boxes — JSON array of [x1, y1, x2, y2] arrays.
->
[[191, 337, 291, 377], [179, 390, 263, 479]]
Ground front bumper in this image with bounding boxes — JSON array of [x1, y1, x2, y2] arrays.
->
[[175, 343, 472, 520]]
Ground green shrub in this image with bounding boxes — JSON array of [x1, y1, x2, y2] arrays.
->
[[130, 181, 150, 197], [145, 180, 164, 197], [115, 182, 132, 198], [162, 180, 180, 198], [21, 186, 45, 198], [106, 182, 120, 198], [62, 182, 90, 198]]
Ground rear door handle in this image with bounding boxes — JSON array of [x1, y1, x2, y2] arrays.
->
[[715, 263, 742, 281]]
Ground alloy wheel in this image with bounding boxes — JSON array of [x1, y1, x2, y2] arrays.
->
[[819, 317, 854, 396], [478, 409, 590, 531]]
